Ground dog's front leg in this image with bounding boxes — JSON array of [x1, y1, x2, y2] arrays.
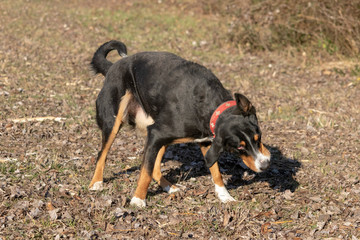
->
[[130, 164, 152, 208], [209, 162, 235, 203], [130, 144, 180, 208], [200, 144, 236, 203]]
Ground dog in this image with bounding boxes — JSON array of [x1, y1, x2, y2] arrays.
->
[[88, 40, 271, 207]]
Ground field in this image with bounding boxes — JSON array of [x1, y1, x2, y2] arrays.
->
[[1, 0, 359, 239]]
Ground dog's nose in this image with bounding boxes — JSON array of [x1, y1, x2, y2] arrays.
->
[[259, 160, 270, 171]]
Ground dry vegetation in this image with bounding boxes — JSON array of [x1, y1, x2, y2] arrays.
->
[[198, 0, 360, 56], [1, 0, 360, 239]]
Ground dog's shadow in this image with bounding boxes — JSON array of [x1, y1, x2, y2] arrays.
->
[[161, 143, 301, 193], [106, 143, 301, 194]]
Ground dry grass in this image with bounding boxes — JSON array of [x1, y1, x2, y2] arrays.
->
[[195, 0, 360, 57]]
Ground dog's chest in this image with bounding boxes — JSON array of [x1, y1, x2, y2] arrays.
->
[[134, 107, 154, 131]]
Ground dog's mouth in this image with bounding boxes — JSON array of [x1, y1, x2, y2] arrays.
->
[[237, 146, 246, 153], [237, 146, 245, 151], [228, 146, 246, 155], [237, 144, 271, 172]]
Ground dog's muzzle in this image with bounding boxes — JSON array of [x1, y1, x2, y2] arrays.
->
[[254, 152, 271, 172]]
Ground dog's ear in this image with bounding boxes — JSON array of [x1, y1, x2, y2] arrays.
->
[[234, 93, 253, 114]]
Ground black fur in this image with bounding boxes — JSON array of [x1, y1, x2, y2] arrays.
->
[[91, 40, 264, 173]]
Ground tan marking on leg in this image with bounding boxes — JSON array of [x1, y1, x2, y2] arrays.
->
[[240, 154, 257, 172], [170, 138, 195, 145], [152, 146, 172, 188], [199, 144, 211, 157], [200, 144, 225, 187], [209, 162, 225, 187], [99, 132, 106, 151], [200, 144, 235, 202], [254, 134, 259, 142], [133, 165, 152, 200], [89, 90, 132, 188]]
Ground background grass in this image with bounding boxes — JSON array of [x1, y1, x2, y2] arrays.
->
[[196, 0, 360, 57]]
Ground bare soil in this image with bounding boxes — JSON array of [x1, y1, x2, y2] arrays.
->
[[1, 0, 359, 239]]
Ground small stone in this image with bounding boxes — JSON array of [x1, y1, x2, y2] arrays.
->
[[300, 147, 310, 155], [283, 189, 294, 200], [49, 209, 59, 221], [114, 207, 125, 218], [29, 208, 41, 218]]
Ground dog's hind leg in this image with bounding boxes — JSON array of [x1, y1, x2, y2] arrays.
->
[[199, 144, 236, 203], [89, 90, 132, 190], [152, 146, 181, 194]]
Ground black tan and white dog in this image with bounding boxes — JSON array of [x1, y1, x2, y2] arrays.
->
[[89, 40, 271, 207]]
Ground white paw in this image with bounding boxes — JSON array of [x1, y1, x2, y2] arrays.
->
[[163, 185, 182, 194], [89, 181, 103, 191], [215, 184, 236, 203], [130, 197, 146, 208]]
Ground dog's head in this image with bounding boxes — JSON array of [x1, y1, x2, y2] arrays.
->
[[210, 93, 271, 172]]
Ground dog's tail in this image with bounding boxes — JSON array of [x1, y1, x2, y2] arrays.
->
[[90, 40, 127, 76]]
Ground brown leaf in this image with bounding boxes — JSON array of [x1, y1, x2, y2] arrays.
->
[[261, 223, 272, 234], [283, 189, 294, 200], [194, 188, 208, 196], [47, 202, 55, 211], [255, 210, 275, 219], [223, 210, 231, 226], [48, 209, 59, 221], [167, 193, 176, 201], [29, 208, 41, 218], [309, 196, 322, 202]]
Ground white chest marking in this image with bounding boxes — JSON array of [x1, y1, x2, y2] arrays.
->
[[135, 107, 154, 130]]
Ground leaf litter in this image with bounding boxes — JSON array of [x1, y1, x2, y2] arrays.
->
[[1, 0, 360, 239]]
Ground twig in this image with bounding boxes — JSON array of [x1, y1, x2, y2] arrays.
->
[[0, 158, 17, 163], [271, 220, 293, 225], [168, 232, 179, 236], [178, 212, 198, 216], [180, 167, 193, 183], [108, 229, 136, 232], [308, 109, 333, 116], [8, 117, 66, 123]]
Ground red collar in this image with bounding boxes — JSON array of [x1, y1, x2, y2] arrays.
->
[[209, 100, 236, 135]]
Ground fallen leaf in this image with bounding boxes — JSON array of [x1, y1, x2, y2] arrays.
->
[[47, 202, 55, 211], [29, 208, 41, 218], [255, 210, 275, 219], [283, 189, 294, 200], [309, 196, 322, 202], [223, 210, 231, 226], [261, 223, 272, 234], [49, 209, 59, 221]]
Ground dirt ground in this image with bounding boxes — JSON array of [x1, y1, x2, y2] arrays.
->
[[1, 0, 359, 239]]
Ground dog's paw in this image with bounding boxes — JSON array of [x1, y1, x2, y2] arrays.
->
[[163, 184, 185, 194], [164, 185, 181, 194], [214, 184, 236, 203], [130, 197, 146, 208], [89, 181, 103, 191]]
